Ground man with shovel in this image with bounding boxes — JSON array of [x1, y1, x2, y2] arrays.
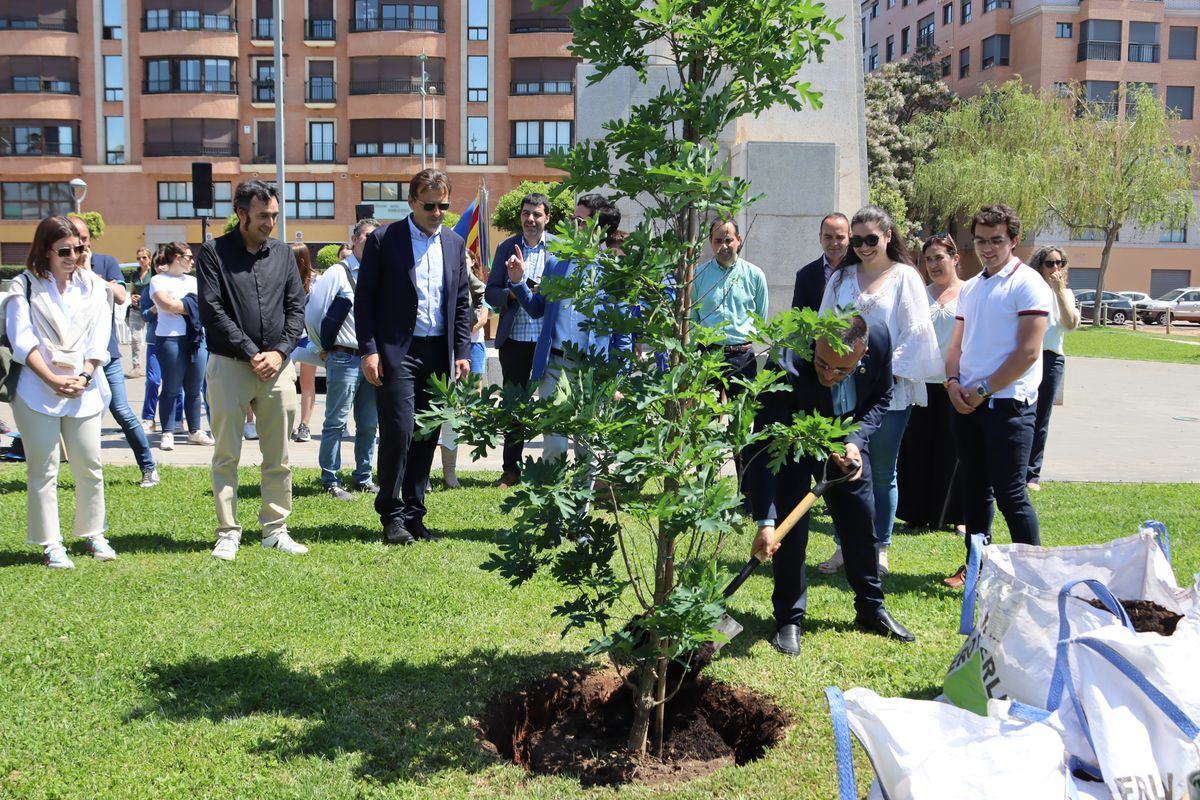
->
[[748, 316, 916, 656]]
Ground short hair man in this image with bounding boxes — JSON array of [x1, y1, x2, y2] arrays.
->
[[198, 179, 308, 561], [792, 213, 850, 312], [573, 193, 621, 239], [306, 217, 380, 500], [943, 204, 1052, 587], [748, 316, 916, 655], [484, 191, 554, 489], [356, 169, 472, 544], [70, 214, 160, 489]]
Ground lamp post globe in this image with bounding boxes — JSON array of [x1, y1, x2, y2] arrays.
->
[[68, 177, 88, 214]]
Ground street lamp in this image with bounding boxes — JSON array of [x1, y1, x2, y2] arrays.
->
[[418, 51, 428, 170], [68, 177, 88, 213]]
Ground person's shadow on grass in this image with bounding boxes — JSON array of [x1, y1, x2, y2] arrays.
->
[[129, 648, 584, 784]]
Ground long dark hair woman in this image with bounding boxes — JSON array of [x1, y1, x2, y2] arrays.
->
[[148, 240, 211, 450], [288, 242, 320, 443]]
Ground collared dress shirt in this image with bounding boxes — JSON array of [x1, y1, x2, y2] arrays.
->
[[408, 216, 446, 336], [690, 256, 769, 345], [508, 235, 548, 342]]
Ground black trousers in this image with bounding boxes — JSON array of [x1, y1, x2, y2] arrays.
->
[[951, 397, 1040, 558], [375, 336, 449, 528], [1027, 351, 1065, 483], [497, 339, 537, 473], [771, 455, 884, 627]]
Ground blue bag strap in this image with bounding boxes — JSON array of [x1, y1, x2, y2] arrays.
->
[[958, 533, 987, 635], [1046, 579, 1134, 710], [1007, 700, 1052, 722], [1143, 520, 1170, 564], [1079, 638, 1200, 739], [824, 687, 858, 800]]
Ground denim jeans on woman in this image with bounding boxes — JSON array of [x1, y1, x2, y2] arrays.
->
[[103, 359, 154, 471], [318, 351, 378, 488], [142, 340, 183, 424], [868, 406, 913, 549], [156, 334, 207, 433]]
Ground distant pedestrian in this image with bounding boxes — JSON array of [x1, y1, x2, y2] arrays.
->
[[127, 247, 152, 376], [149, 242, 212, 451], [438, 246, 490, 488], [138, 248, 183, 433], [288, 242, 319, 443]]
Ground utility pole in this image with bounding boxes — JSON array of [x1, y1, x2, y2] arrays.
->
[[419, 50, 428, 169], [273, 0, 286, 242]]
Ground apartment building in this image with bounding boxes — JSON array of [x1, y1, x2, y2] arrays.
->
[[0, 0, 580, 262], [862, 0, 1200, 296]]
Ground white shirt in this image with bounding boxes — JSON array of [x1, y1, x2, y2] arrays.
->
[[305, 254, 359, 349], [820, 263, 943, 409], [148, 273, 197, 337], [927, 285, 959, 381], [1042, 289, 1077, 356], [408, 217, 445, 336], [956, 257, 1053, 402], [4, 272, 111, 417]]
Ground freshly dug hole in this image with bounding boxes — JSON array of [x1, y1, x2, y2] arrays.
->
[[1086, 597, 1184, 636], [476, 668, 790, 787]]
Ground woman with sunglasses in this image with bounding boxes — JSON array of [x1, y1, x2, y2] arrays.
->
[[896, 234, 965, 534], [816, 205, 942, 576], [0, 216, 117, 568], [149, 241, 213, 451], [1025, 246, 1080, 491]]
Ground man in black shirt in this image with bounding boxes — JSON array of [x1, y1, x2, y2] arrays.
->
[[197, 179, 308, 561]]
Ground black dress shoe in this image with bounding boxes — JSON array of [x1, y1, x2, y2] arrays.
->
[[856, 608, 916, 642], [408, 522, 442, 542], [383, 520, 414, 546], [769, 623, 802, 656], [353, 480, 380, 494]]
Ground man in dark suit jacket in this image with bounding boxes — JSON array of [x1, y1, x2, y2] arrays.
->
[[747, 316, 915, 656], [356, 169, 471, 545], [791, 212, 851, 313]]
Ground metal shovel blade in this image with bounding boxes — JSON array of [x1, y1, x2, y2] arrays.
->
[[711, 612, 743, 652]]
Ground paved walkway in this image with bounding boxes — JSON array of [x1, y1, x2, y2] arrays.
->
[[4, 345, 1199, 483]]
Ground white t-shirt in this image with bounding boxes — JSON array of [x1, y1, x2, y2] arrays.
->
[[148, 273, 197, 337], [956, 257, 1053, 402]]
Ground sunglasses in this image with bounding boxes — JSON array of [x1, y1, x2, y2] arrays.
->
[[849, 234, 882, 249], [55, 245, 87, 258], [421, 202, 451, 212], [1042, 259, 1066, 267]]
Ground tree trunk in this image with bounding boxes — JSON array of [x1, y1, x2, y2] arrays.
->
[[626, 659, 658, 753], [1090, 227, 1119, 327]]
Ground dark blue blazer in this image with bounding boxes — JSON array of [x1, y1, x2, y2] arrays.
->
[[749, 322, 894, 523], [355, 217, 472, 377], [791, 255, 828, 313], [484, 232, 556, 348]]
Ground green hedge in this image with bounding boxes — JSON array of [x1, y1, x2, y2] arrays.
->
[[1, 264, 143, 282]]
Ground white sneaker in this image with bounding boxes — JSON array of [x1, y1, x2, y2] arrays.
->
[[878, 547, 891, 577], [244, 422, 259, 440], [262, 532, 308, 555], [188, 430, 215, 446], [44, 544, 75, 569], [84, 534, 118, 561], [211, 535, 240, 561], [160, 432, 175, 451]]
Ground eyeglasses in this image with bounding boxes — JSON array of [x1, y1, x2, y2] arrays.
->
[[54, 245, 87, 258], [421, 202, 451, 212], [973, 236, 1010, 248], [814, 354, 855, 378], [849, 234, 882, 249], [571, 215, 588, 226], [182, 254, 194, 261], [1042, 259, 1066, 267]]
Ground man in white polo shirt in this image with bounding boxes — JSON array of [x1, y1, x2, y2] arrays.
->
[[943, 204, 1052, 588]]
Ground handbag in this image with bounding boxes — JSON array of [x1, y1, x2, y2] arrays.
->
[[0, 272, 31, 404]]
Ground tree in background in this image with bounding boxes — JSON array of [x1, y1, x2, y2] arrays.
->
[[915, 80, 1197, 323], [491, 180, 575, 235], [316, 244, 342, 269], [67, 211, 106, 241]]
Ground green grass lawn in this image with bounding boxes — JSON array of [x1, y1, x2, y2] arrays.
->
[[1065, 323, 1200, 365], [1, 465, 1197, 799]]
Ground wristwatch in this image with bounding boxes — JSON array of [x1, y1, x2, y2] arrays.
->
[[975, 379, 993, 402], [78, 372, 94, 386]]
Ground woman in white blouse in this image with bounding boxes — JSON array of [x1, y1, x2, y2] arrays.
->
[[0, 216, 116, 568], [816, 206, 942, 576]]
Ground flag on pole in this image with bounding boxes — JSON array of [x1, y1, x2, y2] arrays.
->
[[453, 191, 484, 263]]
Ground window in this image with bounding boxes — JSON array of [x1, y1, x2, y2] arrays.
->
[[467, 116, 488, 165], [0, 122, 78, 157], [868, 44, 879, 71], [103, 56, 123, 101], [510, 57, 577, 94], [351, 118, 440, 156], [940, 54, 950, 76], [468, 0, 487, 38], [306, 0, 335, 39], [467, 55, 487, 102], [1128, 22, 1160, 63], [982, 0, 1010, 10], [1166, 86, 1195, 120], [286, 182, 335, 219], [1161, 222, 1187, 243], [362, 181, 403, 202], [1168, 26, 1197, 60], [887, 0, 895, 8], [981, 34, 1010, 68], [143, 58, 236, 93], [309, 121, 335, 162], [254, 120, 274, 163], [1, 182, 73, 219], [961, 0, 970, 23], [307, 60, 335, 102], [886, 35, 895, 62], [1053, 81, 1071, 97], [1056, 22, 1071, 39], [252, 60, 274, 102], [144, 3, 235, 32], [0, 56, 79, 94], [512, 120, 571, 157], [143, 118, 238, 157], [102, 0, 122, 39], [917, 14, 934, 49], [1070, 227, 1112, 242], [959, 46, 970, 78], [901, 26, 910, 54], [105, 116, 124, 164], [942, 4, 952, 25], [352, 0, 442, 32], [157, 181, 232, 219], [1124, 82, 1157, 118], [870, 3, 879, 17], [350, 56, 445, 94], [1081, 80, 1119, 119], [1079, 19, 1121, 62]]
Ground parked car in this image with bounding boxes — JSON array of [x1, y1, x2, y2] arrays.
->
[[1137, 287, 1200, 324], [1117, 291, 1151, 309], [1073, 289, 1134, 325]]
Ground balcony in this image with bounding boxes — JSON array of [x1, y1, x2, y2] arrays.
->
[[251, 17, 274, 40], [252, 149, 275, 164], [251, 79, 274, 103], [509, 17, 571, 33], [1077, 40, 1121, 61], [143, 79, 237, 94], [144, 142, 238, 157], [510, 144, 570, 157], [349, 79, 444, 95], [306, 79, 336, 103], [0, 17, 78, 32], [307, 141, 337, 163], [4, 78, 78, 94], [511, 80, 574, 95], [1128, 42, 1160, 63], [141, 10, 236, 32], [351, 141, 440, 157], [305, 18, 335, 41], [0, 141, 80, 157], [350, 16, 444, 33]]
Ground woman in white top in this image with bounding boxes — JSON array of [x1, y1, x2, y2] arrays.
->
[[0, 216, 116, 568], [149, 241, 212, 451], [1025, 246, 1080, 490], [896, 233, 966, 533], [816, 205, 942, 576]]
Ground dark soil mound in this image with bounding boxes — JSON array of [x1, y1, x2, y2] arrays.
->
[[476, 668, 790, 787], [1087, 597, 1184, 636]]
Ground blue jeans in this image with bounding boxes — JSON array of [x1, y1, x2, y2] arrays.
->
[[469, 341, 486, 375], [104, 358, 155, 471], [156, 335, 207, 434], [318, 351, 378, 487], [868, 407, 912, 549], [142, 341, 183, 424]]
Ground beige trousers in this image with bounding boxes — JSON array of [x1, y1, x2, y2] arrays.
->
[[206, 354, 297, 540], [12, 395, 106, 546]]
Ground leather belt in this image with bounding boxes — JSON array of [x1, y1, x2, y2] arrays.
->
[[328, 345, 359, 355]]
